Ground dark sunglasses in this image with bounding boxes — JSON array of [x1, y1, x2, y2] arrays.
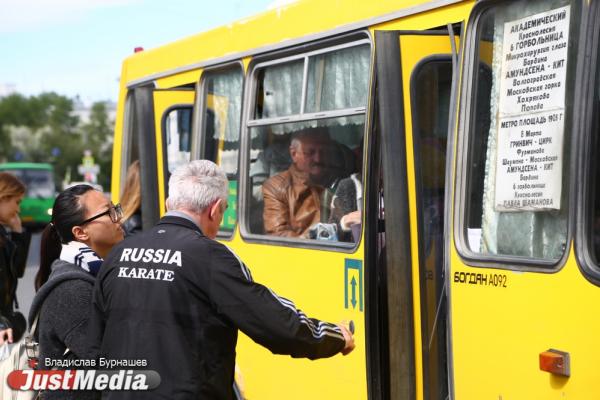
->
[[79, 203, 123, 226]]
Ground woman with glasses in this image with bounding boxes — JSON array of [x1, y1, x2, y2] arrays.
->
[[28, 184, 123, 398]]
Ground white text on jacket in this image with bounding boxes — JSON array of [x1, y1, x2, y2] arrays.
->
[[119, 248, 182, 267]]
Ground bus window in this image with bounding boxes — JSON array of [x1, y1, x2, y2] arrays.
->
[[21, 169, 55, 199], [305, 45, 371, 113], [200, 66, 243, 234], [0, 163, 56, 227], [462, 0, 579, 261], [254, 59, 304, 119], [247, 41, 370, 242], [412, 58, 452, 400], [164, 107, 192, 174]]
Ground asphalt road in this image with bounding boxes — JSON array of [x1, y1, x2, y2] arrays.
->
[[16, 232, 41, 322]]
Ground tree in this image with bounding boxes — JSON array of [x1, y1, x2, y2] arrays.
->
[[80, 101, 114, 189], [0, 93, 115, 190], [35, 93, 82, 186], [0, 93, 84, 185], [0, 93, 39, 160]]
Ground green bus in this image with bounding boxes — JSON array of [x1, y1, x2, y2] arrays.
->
[[0, 162, 56, 228]]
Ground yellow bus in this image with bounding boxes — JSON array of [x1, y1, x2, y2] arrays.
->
[[111, 0, 600, 398]]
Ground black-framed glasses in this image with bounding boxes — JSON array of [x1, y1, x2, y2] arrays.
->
[[78, 203, 123, 226]]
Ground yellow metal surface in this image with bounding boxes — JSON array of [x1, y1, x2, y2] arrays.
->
[[372, 1, 471, 31], [232, 236, 367, 399], [449, 243, 600, 399], [155, 70, 201, 90], [110, 64, 129, 203], [121, 0, 467, 85], [241, 57, 251, 73]]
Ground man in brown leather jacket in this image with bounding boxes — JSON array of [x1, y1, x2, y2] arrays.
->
[[262, 129, 336, 237]]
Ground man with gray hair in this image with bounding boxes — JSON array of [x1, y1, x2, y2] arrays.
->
[[90, 160, 354, 399]]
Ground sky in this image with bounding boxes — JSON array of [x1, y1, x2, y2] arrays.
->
[[0, 0, 294, 104]]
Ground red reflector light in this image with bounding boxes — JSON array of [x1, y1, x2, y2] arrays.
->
[[539, 349, 570, 377], [134, 47, 144, 53]]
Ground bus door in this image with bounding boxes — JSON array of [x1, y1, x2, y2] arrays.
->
[[450, 0, 597, 398], [118, 86, 193, 229], [152, 89, 195, 215], [372, 30, 459, 400]]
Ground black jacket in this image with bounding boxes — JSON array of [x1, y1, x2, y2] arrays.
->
[[91, 215, 345, 399], [0, 224, 30, 337], [28, 259, 99, 400], [329, 174, 361, 242], [122, 212, 142, 238]]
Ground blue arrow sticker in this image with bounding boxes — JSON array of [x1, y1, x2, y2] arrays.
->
[[344, 259, 363, 312]]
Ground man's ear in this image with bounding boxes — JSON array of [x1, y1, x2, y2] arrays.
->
[[209, 199, 223, 220], [72, 225, 89, 242], [289, 145, 298, 160]]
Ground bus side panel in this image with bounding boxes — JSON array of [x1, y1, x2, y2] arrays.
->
[[232, 239, 368, 399], [450, 249, 600, 398]]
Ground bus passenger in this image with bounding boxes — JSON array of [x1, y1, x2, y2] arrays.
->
[[329, 142, 364, 242], [120, 160, 142, 237], [329, 173, 362, 242], [0, 172, 30, 345], [262, 129, 337, 237], [29, 184, 124, 396], [90, 160, 355, 400]]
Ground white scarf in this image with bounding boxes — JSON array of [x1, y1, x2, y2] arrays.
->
[[59, 241, 103, 276]]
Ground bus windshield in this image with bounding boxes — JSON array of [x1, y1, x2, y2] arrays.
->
[[5, 168, 55, 198]]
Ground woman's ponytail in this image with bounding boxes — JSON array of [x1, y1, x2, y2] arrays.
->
[[35, 223, 61, 291]]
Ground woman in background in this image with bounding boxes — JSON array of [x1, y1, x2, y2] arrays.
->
[[120, 160, 142, 237], [0, 172, 30, 345]]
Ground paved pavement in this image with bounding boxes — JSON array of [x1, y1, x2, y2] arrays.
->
[[16, 232, 41, 322]]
